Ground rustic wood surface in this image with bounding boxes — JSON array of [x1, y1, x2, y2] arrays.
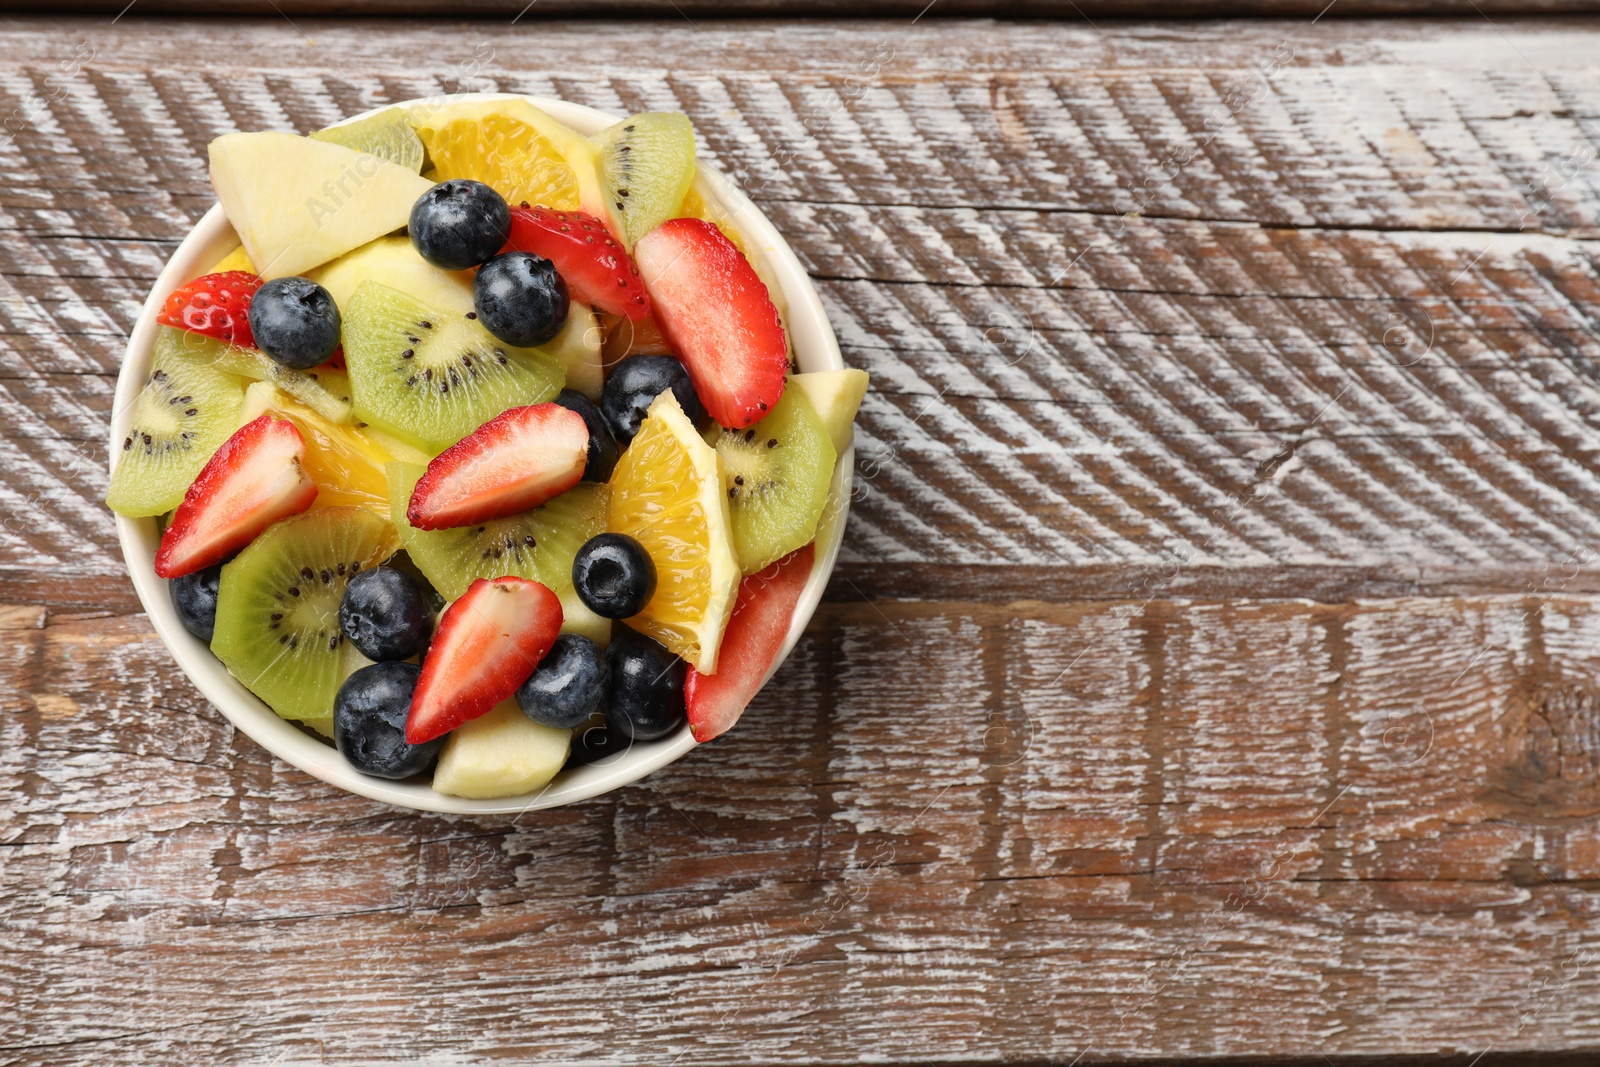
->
[[6, 12, 1600, 1064], [9, 1, 1600, 17]]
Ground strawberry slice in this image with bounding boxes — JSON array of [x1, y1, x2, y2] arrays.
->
[[157, 271, 262, 347], [154, 415, 318, 578], [407, 577, 563, 744], [504, 206, 652, 322], [406, 403, 589, 530], [633, 218, 789, 430], [684, 543, 814, 742]]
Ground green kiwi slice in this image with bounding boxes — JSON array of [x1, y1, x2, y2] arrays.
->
[[386, 461, 608, 600], [172, 327, 357, 424], [105, 329, 245, 517], [344, 281, 565, 453], [716, 386, 836, 574], [592, 112, 697, 248], [310, 108, 426, 173], [212, 507, 400, 723]]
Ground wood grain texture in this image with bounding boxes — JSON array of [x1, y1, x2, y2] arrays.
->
[[10, 596, 1600, 1062], [8, 17, 1600, 611], [5, 13, 1600, 1063], [6, 0, 1599, 14]]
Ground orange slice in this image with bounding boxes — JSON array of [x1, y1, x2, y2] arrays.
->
[[412, 101, 581, 210], [607, 390, 739, 672]]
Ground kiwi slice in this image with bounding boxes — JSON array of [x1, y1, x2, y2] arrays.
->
[[106, 330, 245, 518], [211, 347, 355, 425], [212, 507, 400, 723], [344, 281, 565, 453], [592, 112, 697, 248], [716, 386, 836, 574], [386, 461, 608, 600], [159, 326, 356, 425], [310, 108, 426, 173]]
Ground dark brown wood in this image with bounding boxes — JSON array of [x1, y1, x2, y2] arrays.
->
[[11, 596, 1600, 1061], [5, 0, 1600, 14], [6, 13, 1600, 1063]]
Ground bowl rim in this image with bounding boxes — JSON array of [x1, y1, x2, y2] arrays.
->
[[110, 92, 848, 815]]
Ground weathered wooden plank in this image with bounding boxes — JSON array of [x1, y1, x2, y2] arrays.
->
[[6, 596, 1600, 1060], [5, 22, 1600, 610], [6, 18, 1600, 1059], [13, 220, 1600, 611], [4, 15, 1600, 78], [5, 41, 1599, 233], [6, 0, 1600, 16]]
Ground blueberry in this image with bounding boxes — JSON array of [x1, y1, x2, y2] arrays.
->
[[572, 533, 656, 620], [339, 566, 433, 662], [246, 277, 341, 369], [601, 355, 708, 446], [567, 718, 630, 767], [516, 633, 609, 729], [605, 627, 686, 741], [409, 179, 510, 270], [383, 549, 447, 616], [552, 390, 620, 482], [474, 251, 569, 348], [171, 563, 222, 642], [333, 661, 443, 778]]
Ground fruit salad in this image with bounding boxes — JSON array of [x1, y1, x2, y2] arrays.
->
[[108, 98, 868, 801]]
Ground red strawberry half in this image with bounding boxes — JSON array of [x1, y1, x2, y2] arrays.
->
[[684, 543, 814, 742], [407, 577, 563, 744], [157, 271, 262, 347], [154, 415, 318, 578], [634, 218, 789, 430], [504, 206, 652, 322], [406, 403, 589, 530]]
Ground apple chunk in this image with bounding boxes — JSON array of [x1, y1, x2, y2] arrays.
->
[[786, 369, 869, 456], [209, 131, 434, 279], [430, 700, 572, 800], [307, 235, 474, 316]]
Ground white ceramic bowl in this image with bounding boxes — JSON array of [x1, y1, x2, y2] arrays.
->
[[111, 94, 848, 814]]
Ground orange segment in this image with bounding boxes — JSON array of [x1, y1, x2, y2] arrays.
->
[[208, 244, 256, 273], [416, 112, 580, 210], [607, 390, 739, 673], [238, 382, 422, 518]]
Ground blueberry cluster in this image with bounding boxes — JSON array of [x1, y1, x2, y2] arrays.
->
[[332, 565, 438, 778], [177, 530, 686, 783], [514, 626, 685, 745], [514, 532, 684, 744], [409, 179, 569, 348], [328, 531, 684, 774]]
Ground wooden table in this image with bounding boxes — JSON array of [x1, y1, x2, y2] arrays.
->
[[6, 12, 1600, 1063]]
